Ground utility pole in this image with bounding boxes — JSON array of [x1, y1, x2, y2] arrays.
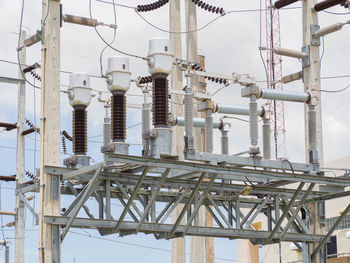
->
[[170, 1, 186, 263], [15, 29, 26, 263], [302, 0, 325, 262], [185, 1, 205, 262], [39, 0, 61, 262]]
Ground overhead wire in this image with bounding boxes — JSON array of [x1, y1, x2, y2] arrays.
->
[[16, 0, 41, 90], [69, 229, 237, 262], [98, 0, 117, 77], [88, 0, 147, 60]]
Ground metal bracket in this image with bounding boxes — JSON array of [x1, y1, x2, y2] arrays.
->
[[310, 24, 321, 46], [17, 191, 39, 225], [302, 45, 311, 68]]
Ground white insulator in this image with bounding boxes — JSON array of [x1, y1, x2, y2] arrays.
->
[[260, 89, 310, 103], [249, 96, 258, 146], [106, 56, 131, 93], [175, 117, 220, 129], [148, 37, 173, 75], [68, 73, 92, 107], [273, 47, 307, 59], [314, 22, 344, 38], [215, 103, 263, 116]]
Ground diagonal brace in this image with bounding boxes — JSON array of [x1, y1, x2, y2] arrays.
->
[[280, 183, 315, 239], [61, 163, 103, 241], [113, 167, 150, 233], [114, 181, 143, 217], [311, 203, 350, 260], [159, 188, 189, 224], [168, 172, 207, 237], [135, 168, 171, 233], [183, 173, 218, 233], [266, 182, 305, 244], [244, 196, 271, 229], [17, 191, 39, 225]]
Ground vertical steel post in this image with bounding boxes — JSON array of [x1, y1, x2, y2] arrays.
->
[[142, 90, 150, 155], [302, 0, 324, 259], [262, 118, 271, 160], [103, 104, 111, 146], [205, 110, 213, 153], [5, 245, 9, 263], [15, 29, 26, 263]]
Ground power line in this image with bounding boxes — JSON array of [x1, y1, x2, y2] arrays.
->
[[69, 230, 237, 262]]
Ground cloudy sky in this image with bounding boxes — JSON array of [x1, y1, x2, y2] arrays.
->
[[0, 0, 349, 262]]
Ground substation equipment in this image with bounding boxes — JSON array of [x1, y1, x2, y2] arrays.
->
[[18, 7, 350, 260]]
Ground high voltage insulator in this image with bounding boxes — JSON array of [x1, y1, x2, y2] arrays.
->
[[152, 74, 169, 127], [138, 76, 153, 85], [111, 93, 126, 141], [191, 0, 225, 15], [206, 76, 228, 85], [73, 107, 87, 155], [314, 0, 348, 11], [30, 71, 41, 81], [25, 170, 39, 181], [25, 119, 40, 133], [137, 0, 169, 12], [63, 14, 99, 27], [61, 135, 67, 154]]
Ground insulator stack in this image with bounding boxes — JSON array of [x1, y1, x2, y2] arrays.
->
[[137, 0, 169, 12], [152, 74, 169, 128], [138, 76, 153, 84], [61, 135, 67, 154], [73, 106, 87, 155], [191, 0, 225, 14], [63, 14, 99, 27], [25, 170, 39, 181], [30, 71, 41, 81], [206, 76, 228, 85], [314, 0, 347, 11], [111, 93, 126, 142]]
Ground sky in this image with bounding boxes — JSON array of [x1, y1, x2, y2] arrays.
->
[[0, 0, 349, 262]]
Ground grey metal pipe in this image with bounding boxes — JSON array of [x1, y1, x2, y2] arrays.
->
[[262, 118, 271, 159], [184, 83, 194, 150], [5, 245, 9, 263], [308, 105, 318, 163], [103, 106, 111, 145], [249, 96, 258, 147], [175, 117, 220, 129], [215, 104, 263, 117], [205, 110, 213, 153], [221, 131, 229, 155], [142, 93, 151, 151], [260, 89, 311, 103]]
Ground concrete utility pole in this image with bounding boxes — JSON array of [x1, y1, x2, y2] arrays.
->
[[199, 54, 215, 263], [302, 0, 325, 262], [185, 1, 205, 262], [39, 0, 61, 262], [15, 29, 26, 263], [170, 1, 186, 263]]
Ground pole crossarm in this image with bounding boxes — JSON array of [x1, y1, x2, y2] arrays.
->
[[44, 216, 326, 243], [105, 154, 350, 186]]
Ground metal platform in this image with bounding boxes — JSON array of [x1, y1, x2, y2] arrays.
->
[[21, 154, 350, 249]]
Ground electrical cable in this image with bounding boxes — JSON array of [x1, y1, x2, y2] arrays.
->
[[95, 0, 135, 9], [16, 0, 41, 90], [211, 82, 232, 97], [314, 83, 350, 93], [69, 230, 237, 262], [99, 0, 117, 77], [89, 0, 148, 60]]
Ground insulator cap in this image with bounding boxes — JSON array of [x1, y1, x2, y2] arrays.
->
[[106, 56, 131, 93], [68, 73, 92, 107], [148, 38, 173, 75]]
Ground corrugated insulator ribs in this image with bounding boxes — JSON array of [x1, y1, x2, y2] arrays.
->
[[137, 0, 169, 12], [152, 73, 169, 128], [191, 0, 225, 14], [73, 107, 87, 155], [111, 93, 126, 142]]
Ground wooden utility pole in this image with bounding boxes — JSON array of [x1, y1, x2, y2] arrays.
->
[[302, 0, 325, 262], [170, 1, 186, 263], [39, 0, 61, 262], [185, 1, 205, 262], [15, 29, 26, 263]]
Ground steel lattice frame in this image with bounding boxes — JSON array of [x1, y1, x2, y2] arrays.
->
[[19, 153, 350, 257]]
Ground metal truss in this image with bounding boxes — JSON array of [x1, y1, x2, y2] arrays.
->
[[23, 153, 350, 246]]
